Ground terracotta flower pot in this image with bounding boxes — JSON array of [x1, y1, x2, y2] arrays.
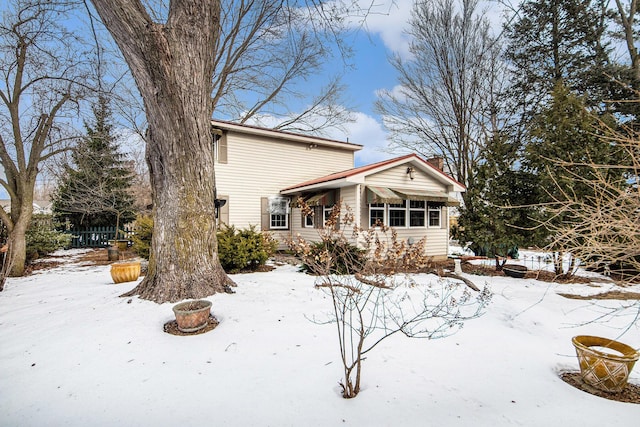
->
[[572, 335, 640, 393], [172, 300, 212, 333], [110, 261, 141, 284]]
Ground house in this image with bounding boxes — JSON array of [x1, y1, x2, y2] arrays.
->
[[212, 120, 465, 260], [0, 200, 52, 215]]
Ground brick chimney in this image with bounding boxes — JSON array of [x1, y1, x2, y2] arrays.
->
[[427, 156, 444, 170]]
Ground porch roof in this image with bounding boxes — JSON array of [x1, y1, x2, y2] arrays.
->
[[366, 186, 403, 204], [392, 188, 460, 207]]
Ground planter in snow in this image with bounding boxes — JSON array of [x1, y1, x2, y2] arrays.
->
[[108, 239, 129, 251], [572, 335, 639, 393], [172, 300, 212, 333], [502, 264, 527, 279], [110, 261, 141, 284], [107, 247, 120, 261]]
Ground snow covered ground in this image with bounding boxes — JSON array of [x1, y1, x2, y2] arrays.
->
[[1, 249, 639, 426]]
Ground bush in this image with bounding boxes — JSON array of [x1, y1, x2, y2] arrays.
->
[[300, 239, 366, 275], [131, 215, 153, 259], [217, 224, 277, 273], [26, 214, 72, 260]]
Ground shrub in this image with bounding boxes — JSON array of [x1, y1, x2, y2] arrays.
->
[[131, 215, 153, 259], [26, 214, 72, 260], [217, 224, 277, 273], [300, 239, 366, 275], [288, 202, 491, 399]]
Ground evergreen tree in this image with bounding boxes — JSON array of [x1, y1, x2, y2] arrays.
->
[[455, 133, 542, 259], [524, 83, 620, 196], [52, 96, 136, 231], [522, 83, 626, 273], [505, 0, 610, 113]]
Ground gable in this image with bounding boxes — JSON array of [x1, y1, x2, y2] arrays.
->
[[364, 164, 451, 192]]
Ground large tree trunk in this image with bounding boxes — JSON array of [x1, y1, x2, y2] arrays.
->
[[6, 185, 35, 277], [8, 214, 30, 277], [92, 0, 233, 303]]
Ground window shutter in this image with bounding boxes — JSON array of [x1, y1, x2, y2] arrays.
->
[[218, 134, 228, 164], [442, 206, 447, 229], [314, 206, 323, 229], [219, 196, 229, 226], [261, 197, 269, 230]]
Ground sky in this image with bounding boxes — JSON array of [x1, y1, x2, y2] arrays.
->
[[96, 0, 512, 168], [316, 0, 511, 166], [0, 0, 515, 199]]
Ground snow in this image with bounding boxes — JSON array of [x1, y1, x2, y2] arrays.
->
[[1, 249, 639, 426]]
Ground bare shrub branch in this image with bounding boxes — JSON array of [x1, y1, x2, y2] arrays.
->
[[289, 201, 491, 398]]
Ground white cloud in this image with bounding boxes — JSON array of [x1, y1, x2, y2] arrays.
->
[[328, 112, 404, 166], [354, 0, 414, 59], [345, 0, 517, 59]]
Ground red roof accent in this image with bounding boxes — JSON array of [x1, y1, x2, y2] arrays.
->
[[281, 153, 465, 192]]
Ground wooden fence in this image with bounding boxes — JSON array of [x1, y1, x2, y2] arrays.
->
[[69, 226, 134, 248]]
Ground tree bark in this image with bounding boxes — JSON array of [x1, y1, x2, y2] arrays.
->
[[91, 0, 233, 302]]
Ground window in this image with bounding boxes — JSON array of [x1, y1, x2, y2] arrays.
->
[[428, 205, 441, 228], [409, 200, 426, 227], [369, 203, 385, 227], [269, 197, 289, 229], [304, 215, 313, 228], [388, 201, 406, 227], [368, 200, 442, 228], [304, 213, 314, 228], [323, 205, 334, 225]]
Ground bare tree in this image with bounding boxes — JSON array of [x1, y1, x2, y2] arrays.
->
[[290, 203, 490, 398], [547, 123, 640, 283], [88, 0, 363, 302], [376, 0, 506, 185], [210, 0, 355, 134], [613, 0, 640, 80], [0, 0, 90, 277]]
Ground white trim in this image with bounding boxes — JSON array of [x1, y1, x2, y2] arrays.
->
[[408, 200, 427, 228], [304, 214, 314, 228], [211, 120, 362, 152], [428, 206, 441, 228], [388, 201, 407, 227], [269, 196, 290, 229], [369, 203, 385, 228]]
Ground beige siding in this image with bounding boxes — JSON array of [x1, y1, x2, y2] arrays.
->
[[291, 208, 320, 242], [215, 132, 354, 230], [291, 188, 355, 243], [366, 166, 448, 192], [339, 186, 358, 238]]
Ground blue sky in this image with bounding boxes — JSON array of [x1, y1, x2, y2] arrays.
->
[[4, 0, 511, 199], [312, 0, 508, 166]]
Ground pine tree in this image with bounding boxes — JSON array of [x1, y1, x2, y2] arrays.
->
[[505, 0, 610, 113], [456, 133, 542, 259], [522, 83, 626, 273], [52, 96, 136, 232]]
